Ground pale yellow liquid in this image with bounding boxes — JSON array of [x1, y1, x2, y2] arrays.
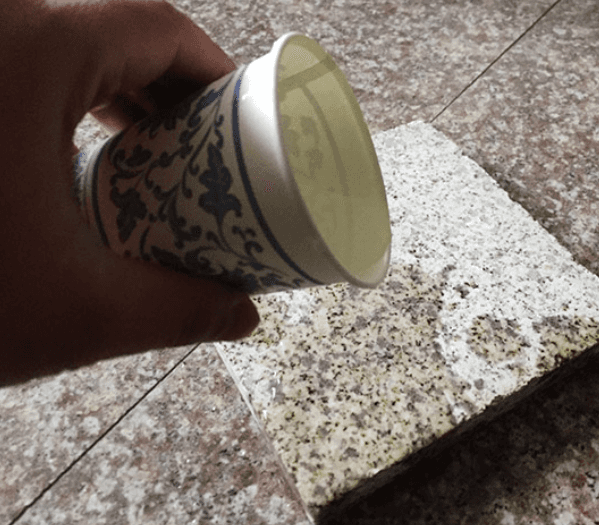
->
[[277, 38, 391, 280]]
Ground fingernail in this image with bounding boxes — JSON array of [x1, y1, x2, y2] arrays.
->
[[224, 57, 237, 73], [220, 300, 260, 341]]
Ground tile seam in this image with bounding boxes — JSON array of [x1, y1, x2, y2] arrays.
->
[[431, 0, 564, 123], [8, 344, 201, 525]]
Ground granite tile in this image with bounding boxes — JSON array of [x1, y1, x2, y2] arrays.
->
[[323, 349, 599, 524], [14, 346, 312, 525], [0, 345, 193, 524], [434, 0, 599, 276], [169, 0, 556, 132], [214, 122, 599, 515]]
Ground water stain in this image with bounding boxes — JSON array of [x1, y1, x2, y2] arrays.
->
[[534, 316, 599, 371], [236, 263, 473, 508]]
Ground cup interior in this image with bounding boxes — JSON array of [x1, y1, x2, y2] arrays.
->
[[276, 35, 391, 284]]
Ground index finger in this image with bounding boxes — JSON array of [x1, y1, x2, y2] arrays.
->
[[87, 1, 237, 130]]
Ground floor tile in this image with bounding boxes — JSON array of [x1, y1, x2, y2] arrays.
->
[[13, 346, 312, 525], [171, 0, 556, 132], [0, 346, 193, 524], [434, 0, 599, 275], [215, 122, 599, 516], [321, 349, 599, 524]]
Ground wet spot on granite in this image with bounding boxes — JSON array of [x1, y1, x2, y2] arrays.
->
[[534, 316, 599, 371], [215, 122, 599, 514], [467, 317, 531, 380], [468, 317, 530, 363]]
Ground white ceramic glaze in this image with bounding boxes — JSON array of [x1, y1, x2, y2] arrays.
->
[[78, 33, 391, 293]]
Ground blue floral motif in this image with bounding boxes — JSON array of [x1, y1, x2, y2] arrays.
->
[[137, 94, 197, 139], [184, 248, 218, 275], [218, 267, 260, 293], [110, 187, 147, 242], [198, 143, 242, 224], [103, 69, 304, 293], [261, 273, 304, 289], [150, 245, 189, 274], [126, 144, 153, 167]]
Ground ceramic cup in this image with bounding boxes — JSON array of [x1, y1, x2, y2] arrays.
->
[[77, 32, 392, 294]]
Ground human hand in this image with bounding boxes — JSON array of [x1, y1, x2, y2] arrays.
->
[[0, 0, 260, 386]]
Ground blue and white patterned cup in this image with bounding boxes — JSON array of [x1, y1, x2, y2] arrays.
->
[[77, 33, 391, 294]]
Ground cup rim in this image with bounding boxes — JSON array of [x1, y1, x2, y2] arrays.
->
[[267, 32, 392, 288]]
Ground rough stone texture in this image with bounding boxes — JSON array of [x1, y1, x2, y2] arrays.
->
[[12, 348, 312, 525], [168, 0, 556, 132], [0, 346, 193, 524], [434, 0, 599, 276], [5, 0, 599, 522], [214, 122, 599, 515], [320, 349, 599, 525]]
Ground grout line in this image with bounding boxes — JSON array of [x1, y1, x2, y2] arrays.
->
[[431, 0, 564, 123], [9, 344, 201, 525]]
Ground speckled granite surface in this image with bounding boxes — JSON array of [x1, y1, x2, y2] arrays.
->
[[320, 349, 599, 524], [0, 345, 192, 524], [3, 0, 599, 522], [434, 0, 599, 276], [214, 122, 599, 514], [173, 0, 556, 132], [8, 347, 312, 525]]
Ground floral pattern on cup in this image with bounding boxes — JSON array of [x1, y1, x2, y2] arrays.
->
[[92, 68, 310, 294]]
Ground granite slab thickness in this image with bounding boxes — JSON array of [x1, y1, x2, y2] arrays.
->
[[213, 122, 599, 516]]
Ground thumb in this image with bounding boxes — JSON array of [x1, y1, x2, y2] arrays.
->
[[88, 250, 260, 360], [0, 237, 260, 385]]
